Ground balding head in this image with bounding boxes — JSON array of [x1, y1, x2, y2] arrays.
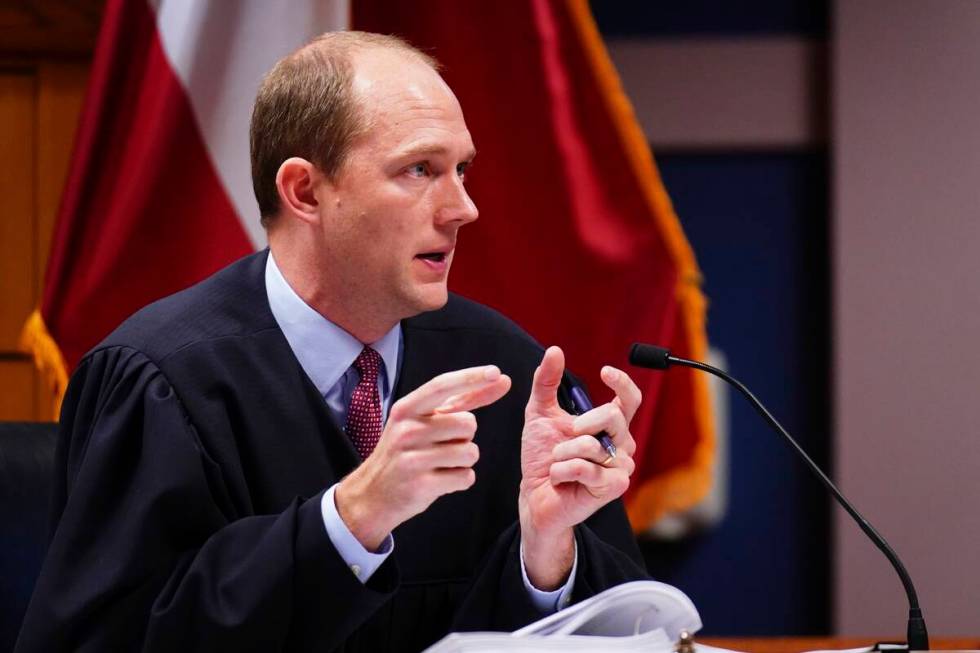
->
[[249, 31, 438, 225]]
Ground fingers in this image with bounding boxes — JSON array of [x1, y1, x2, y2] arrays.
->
[[402, 411, 478, 446], [380, 411, 478, 457], [572, 403, 626, 441], [411, 440, 481, 470], [434, 375, 512, 414], [571, 403, 636, 457], [528, 346, 565, 408], [430, 467, 477, 494], [394, 365, 510, 417], [552, 434, 636, 475], [552, 434, 609, 466], [415, 444, 481, 499], [600, 366, 643, 424], [548, 458, 630, 500]]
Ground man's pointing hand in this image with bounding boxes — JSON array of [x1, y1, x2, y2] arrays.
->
[[336, 365, 511, 551]]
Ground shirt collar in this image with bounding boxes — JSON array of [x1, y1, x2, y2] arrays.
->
[[265, 251, 400, 397]]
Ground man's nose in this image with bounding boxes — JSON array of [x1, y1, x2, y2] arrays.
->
[[434, 174, 479, 226]]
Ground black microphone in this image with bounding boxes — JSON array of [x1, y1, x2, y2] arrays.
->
[[629, 343, 929, 652]]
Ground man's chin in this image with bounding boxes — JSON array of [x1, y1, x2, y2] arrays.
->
[[417, 287, 449, 312]]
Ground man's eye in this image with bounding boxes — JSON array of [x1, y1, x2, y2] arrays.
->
[[407, 163, 428, 178], [456, 162, 469, 179]]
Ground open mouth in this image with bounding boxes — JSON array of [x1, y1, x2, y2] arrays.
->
[[415, 252, 447, 263]]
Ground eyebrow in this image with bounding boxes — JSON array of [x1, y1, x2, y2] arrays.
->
[[396, 144, 477, 162]]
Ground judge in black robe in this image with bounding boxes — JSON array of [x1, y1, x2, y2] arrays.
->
[[16, 250, 648, 652]]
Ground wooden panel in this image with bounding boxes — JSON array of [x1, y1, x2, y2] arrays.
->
[[0, 71, 36, 350], [36, 61, 89, 297], [33, 61, 89, 420], [0, 0, 103, 56], [0, 36, 91, 420], [0, 358, 37, 420]]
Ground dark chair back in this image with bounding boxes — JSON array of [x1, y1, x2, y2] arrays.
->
[[0, 421, 58, 652]]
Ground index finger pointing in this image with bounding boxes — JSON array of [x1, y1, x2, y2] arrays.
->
[[396, 366, 504, 416]]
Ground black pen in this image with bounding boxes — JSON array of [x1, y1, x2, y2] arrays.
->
[[568, 385, 617, 460]]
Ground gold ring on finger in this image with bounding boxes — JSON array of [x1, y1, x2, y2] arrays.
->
[[599, 454, 615, 467]]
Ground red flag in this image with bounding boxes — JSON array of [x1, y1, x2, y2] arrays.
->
[[352, 0, 714, 530], [20, 0, 345, 415]]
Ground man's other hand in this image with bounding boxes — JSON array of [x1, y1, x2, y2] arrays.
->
[[518, 346, 641, 590], [336, 365, 511, 551]]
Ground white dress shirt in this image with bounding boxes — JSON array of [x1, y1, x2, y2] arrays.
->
[[265, 252, 576, 612]]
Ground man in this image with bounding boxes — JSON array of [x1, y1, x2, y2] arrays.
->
[[17, 32, 647, 652]]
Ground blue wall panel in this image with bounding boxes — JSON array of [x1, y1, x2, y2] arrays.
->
[[638, 153, 831, 635]]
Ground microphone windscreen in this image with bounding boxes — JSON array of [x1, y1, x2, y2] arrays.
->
[[629, 343, 671, 370]]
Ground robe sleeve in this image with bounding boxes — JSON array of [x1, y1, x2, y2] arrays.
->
[[450, 500, 648, 632], [15, 347, 397, 653]]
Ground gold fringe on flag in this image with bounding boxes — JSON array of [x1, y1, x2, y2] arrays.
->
[[20, 308, 68, 420], [568, 0, 716, 530]]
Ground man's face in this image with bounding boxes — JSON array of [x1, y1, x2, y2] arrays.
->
[[315, 49, 479, 329]]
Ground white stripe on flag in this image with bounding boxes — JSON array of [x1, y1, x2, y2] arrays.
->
[[150, 0, 350, 249]]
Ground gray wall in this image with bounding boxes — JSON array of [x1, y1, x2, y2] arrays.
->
[[834, 0, 980, 635]]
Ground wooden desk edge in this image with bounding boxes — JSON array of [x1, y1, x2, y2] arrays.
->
[[699, 636, 980, 653]]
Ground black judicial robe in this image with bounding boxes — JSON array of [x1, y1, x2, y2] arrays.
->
[[16, 250, 647, 653]]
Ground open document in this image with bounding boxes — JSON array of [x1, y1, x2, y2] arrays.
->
[[425, 580, 709, 652], [424, 580, 877, 653]]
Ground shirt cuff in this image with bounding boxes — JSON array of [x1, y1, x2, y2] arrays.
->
[[519, 537, 578, 613], [321, 483, 394, 583]]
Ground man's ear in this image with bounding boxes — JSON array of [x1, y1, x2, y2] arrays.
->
[[275, 157, 325, 225]]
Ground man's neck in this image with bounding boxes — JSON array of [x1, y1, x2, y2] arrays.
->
[[268, 245, 398, 345]]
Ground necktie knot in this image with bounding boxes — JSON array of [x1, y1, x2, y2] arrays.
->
[[353, 346, 382, 379]]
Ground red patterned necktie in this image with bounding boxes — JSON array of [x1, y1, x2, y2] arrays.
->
[[345, 347, 384, 459]]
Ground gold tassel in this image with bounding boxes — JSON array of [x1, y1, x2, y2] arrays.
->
[[568, 0, 715, 530], [19, 308, 68, 420]]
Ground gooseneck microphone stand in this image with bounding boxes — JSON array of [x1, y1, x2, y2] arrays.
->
[[629, 343, 929, 651]]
